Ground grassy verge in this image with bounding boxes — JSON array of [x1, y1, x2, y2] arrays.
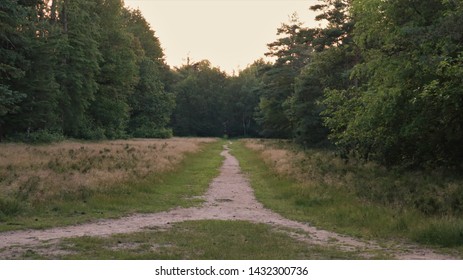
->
[[230, 140, 463, 256], [18, 220, 363, 259], [0, 139, 224, 232]]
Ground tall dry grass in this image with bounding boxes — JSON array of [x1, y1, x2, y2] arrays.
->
[[242, 138, 463, 219], [238, 139, 463, 249], [0, 138, 216, 204], [243, 139, 323, 185]]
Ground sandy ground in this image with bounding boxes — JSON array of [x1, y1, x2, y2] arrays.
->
[[0, 145, 455, 259]]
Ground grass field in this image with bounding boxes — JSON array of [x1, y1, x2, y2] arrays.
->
[[231, 139, 463, 256], [12, 220, 363, 260], [2, 137, 462, 259], [0, 138, 223, 231]]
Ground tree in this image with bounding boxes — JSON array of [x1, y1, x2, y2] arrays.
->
[[310, 0, 353, 50], [0, 0, 29, 138], [223, 61, 265, 137], [128, 57, 174, 138], [86, 0, 138, 139], [171, 60, 227, 137], [285, 0, 356, 145], [11, 1, 64, 134], [323, 0, 463, 167], [125, 8, 174, 138], [56, 0, 101, 138], [0, 0, 177, 141], [256, 15, 315, 138], [255, 64, 295, 138]]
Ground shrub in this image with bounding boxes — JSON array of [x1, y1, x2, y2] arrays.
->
[[78, 127, 107, 140], [131, 127, 173, 139], [7, 129, 65, 144]]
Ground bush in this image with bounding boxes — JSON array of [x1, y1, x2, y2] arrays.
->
[[78, 127, 107, 140], [131, 127, 173, 139], [7, 129, 65, 144]]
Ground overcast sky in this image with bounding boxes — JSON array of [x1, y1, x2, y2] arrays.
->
[[124, 0, 321, 74]]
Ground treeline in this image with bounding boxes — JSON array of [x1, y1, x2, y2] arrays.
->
[[262, 0, 463, 168], [170, 59, 262, 138], [2, 0, 463, 168], [1, 0, 174, 141], [1, 0, 261, 141], [172, 0, 463, 169]]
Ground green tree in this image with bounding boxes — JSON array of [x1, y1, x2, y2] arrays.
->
[[289, 0, 357, 146], [223, 61, 265, 137], [0, 0, 30, 138], [256, 15, 315, 138], [255, 64, 295, 138], [11, 1, 63, 135], [124, 8, 174, 138], [310, 0, 353, 50], [1, 0, 67, 139], [56, 0, 101, 138], [128, 58, 174, 138], [323, 0, 463, 167], [1, 0, 175, 142], [171, 60, 227, 137], [86, 0, 137, 139]]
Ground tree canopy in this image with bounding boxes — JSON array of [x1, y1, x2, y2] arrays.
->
[[0, 0, 173, 141]]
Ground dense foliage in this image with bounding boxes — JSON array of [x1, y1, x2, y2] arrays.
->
[[0, 0, 173, 141], [170, 59, 263, 138], [323, 0, 463, 168], [247, 0, 463, 169]]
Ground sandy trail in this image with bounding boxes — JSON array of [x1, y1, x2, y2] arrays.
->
[[0, 145, 453, 259]]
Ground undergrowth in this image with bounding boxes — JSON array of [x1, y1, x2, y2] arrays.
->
[[232, 139, 463, 255]]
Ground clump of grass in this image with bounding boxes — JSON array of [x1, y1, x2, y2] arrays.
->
[[0, 197, 22, 219], [412, 219, 463, 248], [233, 139, 463, 252]]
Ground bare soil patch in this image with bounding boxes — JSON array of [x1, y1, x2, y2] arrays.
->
[[0, 145, 453, 259]]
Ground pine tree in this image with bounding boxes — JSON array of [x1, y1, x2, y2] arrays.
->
[[0, 0, 29, 138], [56, 0, 101, 137], [88, 0, 137, 139]]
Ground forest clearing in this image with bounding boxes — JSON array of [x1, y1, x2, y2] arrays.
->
[[2, 0, 463, 264], [0, 139, 461, 259]]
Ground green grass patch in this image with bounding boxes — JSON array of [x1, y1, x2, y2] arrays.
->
[[26, 221, 363, 259], [230, 140, 463, 256], [0, 140, 224, 232], [411, 218, 463, 248]]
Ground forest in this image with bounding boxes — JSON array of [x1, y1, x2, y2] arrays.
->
[[2, 0, 463, 169]]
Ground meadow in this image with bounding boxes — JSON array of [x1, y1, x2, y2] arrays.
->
[[0, 138, 222, 231], [1, 137, 462, 259]]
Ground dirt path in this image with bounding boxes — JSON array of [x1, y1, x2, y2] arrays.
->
[[0, 145, 454, 259]]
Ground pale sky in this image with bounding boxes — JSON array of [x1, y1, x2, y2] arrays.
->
[[124, 0, 321, 74]]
